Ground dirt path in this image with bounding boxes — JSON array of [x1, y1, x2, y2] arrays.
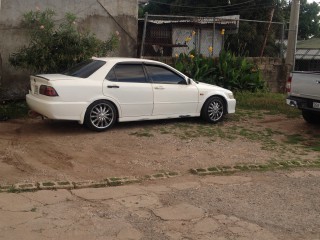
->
[[0, 114, 319, 184]]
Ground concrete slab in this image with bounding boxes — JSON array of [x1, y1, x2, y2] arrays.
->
[[21, 189, 74, 205], [153, 203, 204, 221], [71, 185, 147, 200], [200, 176, 252, 185]]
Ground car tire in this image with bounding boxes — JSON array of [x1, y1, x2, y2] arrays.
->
[[201, 96, 225, 123], [84, 100, 117, 131], [302, 110, 320, 124]]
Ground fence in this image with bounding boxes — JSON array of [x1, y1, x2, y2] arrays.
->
[[138, 14, 286, 59]]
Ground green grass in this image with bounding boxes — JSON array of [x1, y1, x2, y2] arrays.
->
[[235, 92, 301, 118], [0, 100, 29, 119]]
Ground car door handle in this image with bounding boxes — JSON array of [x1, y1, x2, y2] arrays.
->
[[107, 85, 120, 88], [154, 86, 165, 90]]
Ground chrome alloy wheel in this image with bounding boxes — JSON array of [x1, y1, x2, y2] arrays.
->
[[208, 99, 224, 122], [89, 103, 114, 129]]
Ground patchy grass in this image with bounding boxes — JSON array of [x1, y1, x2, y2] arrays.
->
[[130, 129, 154, 137], [235, 92, 300, 118]]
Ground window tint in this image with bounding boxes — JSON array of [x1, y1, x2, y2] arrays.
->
[[62, 60, 106, 78], [145, 65, 186, 84], [106, 68, 117, 81], [107, 64, 147, 83]]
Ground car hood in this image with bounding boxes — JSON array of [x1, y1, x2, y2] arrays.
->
[[196, 81, 232, 94]]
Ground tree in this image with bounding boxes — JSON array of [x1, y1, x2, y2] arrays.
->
[[296, 0, 320, 39]]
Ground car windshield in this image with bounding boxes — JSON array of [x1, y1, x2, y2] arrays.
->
[[62, 60, 106, 78]]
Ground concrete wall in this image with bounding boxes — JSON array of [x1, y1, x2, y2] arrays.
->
[[0, 0, 138, 100], [248, 57, 288, 93]]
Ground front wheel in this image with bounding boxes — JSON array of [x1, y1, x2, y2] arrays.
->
[[84, 100, 116, 131], [201, 96, 226, 123], [302, 110, 320, 124]]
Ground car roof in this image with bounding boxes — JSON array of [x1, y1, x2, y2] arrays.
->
[[92, 57, 163, 65]]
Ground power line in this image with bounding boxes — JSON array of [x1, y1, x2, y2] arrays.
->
[[168, 3, 275, 16], [148, 0, 255, 9]]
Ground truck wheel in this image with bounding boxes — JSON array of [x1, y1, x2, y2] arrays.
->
[[302, 110, 320, 124]]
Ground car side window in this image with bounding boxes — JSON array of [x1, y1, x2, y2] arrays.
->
[[106, 64, 147, 83], [145, 65, 186, 85]]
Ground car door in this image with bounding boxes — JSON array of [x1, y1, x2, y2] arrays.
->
[[144, 64, 199, 116], [103, 63, 153, 117]]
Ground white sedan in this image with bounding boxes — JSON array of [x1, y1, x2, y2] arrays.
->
[[26, 57, 236, 131]]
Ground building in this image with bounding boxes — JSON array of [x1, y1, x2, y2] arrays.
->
[[138, 15, 239, 58], [294, 37, 320, 71], [0, 0, 138, 100]]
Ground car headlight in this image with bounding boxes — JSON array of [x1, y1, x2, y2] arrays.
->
[[227, 92, 234, 99]]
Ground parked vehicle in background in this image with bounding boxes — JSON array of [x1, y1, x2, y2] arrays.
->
[[286, 71, 320, 124], [26, 58, 236, 131]]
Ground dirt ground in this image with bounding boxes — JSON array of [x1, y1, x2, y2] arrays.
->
[[0, 114, 319, 185]]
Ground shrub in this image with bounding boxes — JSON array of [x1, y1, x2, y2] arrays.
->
[[9, 9, 119, 74], [215, 50, 266, 92], [174, 51, 216, 83], [174, 50, 266, 92]]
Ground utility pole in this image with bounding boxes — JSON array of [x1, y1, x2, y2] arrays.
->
[[285, 0, 300, 71]]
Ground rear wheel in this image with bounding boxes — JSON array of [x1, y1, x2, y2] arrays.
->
[[201, 96, 226, 123], [85, 100, 116, 131], [302, 110, 320, 124]]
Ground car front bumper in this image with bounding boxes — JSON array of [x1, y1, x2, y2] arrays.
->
[[227, 99, 236, 114]]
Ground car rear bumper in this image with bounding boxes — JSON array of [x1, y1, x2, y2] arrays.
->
[[26, 93, 87, 122], [286, 96, 320, 112]]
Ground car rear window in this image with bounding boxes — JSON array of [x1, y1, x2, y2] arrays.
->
[[62, 60, 106, 78]]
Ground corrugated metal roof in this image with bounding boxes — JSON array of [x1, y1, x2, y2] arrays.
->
[[138, 15, 240, 26], [294, 49, 320, 60]]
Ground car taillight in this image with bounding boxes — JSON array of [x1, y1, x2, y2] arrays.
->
[[286, 76, 292, 93], [39, 85, 59, 96]]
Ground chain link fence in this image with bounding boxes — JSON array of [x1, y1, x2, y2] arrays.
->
[[138, 14, 285, 59]]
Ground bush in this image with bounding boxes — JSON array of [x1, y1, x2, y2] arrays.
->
[[9, 9, 120, 74], [174, 51, 216, 83], [174, 50, 266, 92], [215, 50, 266, 92]]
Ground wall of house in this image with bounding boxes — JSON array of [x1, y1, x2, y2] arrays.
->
[[172, 28, 222, 57], [0, 0, 138, 100]]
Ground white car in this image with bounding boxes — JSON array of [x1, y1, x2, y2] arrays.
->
[[26, 57, 236, 131]]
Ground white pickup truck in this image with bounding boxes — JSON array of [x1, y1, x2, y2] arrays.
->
[[286, 72, 320, 124]]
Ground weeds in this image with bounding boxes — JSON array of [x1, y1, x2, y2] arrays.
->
[[0, 100, 29, 119]]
